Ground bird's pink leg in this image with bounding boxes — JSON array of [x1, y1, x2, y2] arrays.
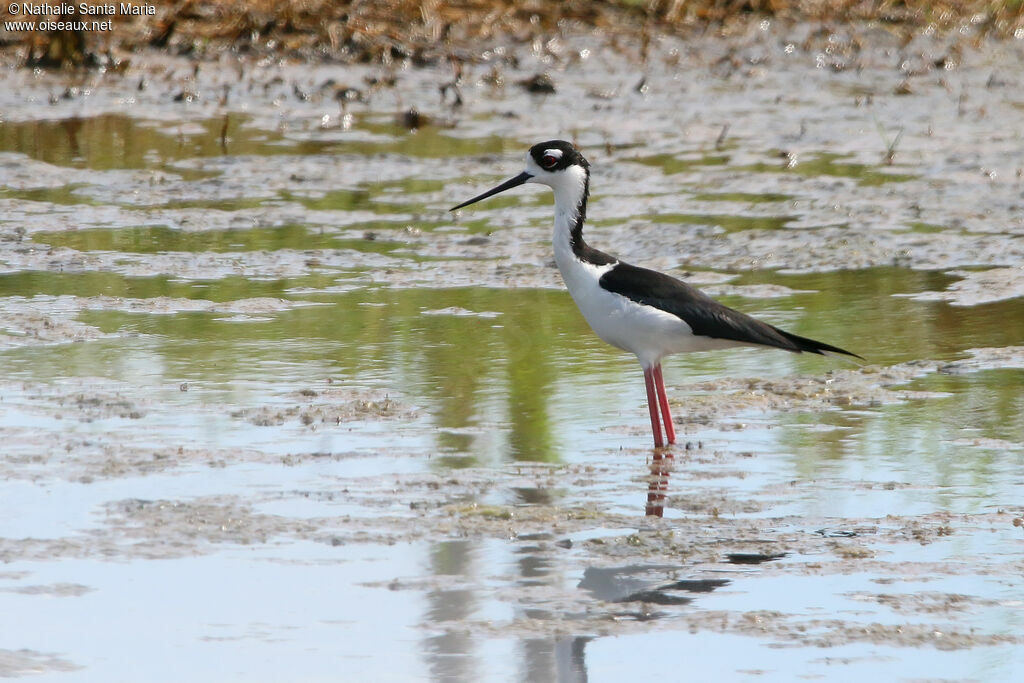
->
[[653, 364, 676, 445], [643, 366, 664, 448]]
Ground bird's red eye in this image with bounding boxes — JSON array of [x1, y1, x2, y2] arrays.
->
[[542, 154, 558, 169]]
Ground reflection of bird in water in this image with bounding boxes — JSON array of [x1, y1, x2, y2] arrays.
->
[[646, 452, 672, 518], [453, 141, 861, 447], [578, 565, 730, 606]]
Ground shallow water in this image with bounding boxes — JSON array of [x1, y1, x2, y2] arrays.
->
[[1, 27, 1024, 682]]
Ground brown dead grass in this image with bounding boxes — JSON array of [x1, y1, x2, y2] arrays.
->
[[2, 1, 1023, 67]]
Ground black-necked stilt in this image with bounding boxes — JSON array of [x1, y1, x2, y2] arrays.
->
[[451, 140, 861, 448]]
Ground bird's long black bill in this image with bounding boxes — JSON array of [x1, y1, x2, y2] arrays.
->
[[450, 171, 533, 211]]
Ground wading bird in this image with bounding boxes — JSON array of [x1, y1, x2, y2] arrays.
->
[[451, 141, 860, 448]]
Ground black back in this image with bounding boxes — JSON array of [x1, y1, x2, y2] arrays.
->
[[599, 261, 861, 357]]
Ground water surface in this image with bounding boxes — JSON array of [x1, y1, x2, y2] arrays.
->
[[1, 35, 1023, 681]]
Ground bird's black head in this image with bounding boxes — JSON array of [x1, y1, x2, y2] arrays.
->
[[528, 140, 590, 173], [450, 140, 590, 212]]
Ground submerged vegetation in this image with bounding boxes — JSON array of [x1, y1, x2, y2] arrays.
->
[[3, 0, 1024, 67]]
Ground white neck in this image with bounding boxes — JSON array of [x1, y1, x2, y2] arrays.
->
[[547, 165, 589, 266]]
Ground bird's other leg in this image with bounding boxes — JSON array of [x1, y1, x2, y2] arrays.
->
[[653, 363, 676, 445], [643, 366, 664, 448]]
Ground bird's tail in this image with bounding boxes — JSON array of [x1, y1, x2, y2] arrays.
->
[[777, 328, 864, 362]]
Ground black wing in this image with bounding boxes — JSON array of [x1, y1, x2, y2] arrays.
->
[[599, 261, 861, 358]]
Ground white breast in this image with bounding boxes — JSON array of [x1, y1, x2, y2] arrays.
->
[[544, 166, 740, 367], [554, 246, 719, 367], [551, 224, 745, 369]]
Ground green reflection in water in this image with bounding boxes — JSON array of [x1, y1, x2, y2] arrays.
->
[[778, 368, 1024, 513], [31, 224, 410, 257], [738, 152, 916, 186], [906, 222, 949, 234], [2, 287, 584, 464], [0, 115, 256, 170], [373, 178, 449, 194], [630, 153, 731, 174], [343, 217, 488, 234], [0, 270, 342, 301], [0, 185, 99, 206], [0, 114, 519, 172], [353, 119, 517, 158], [2, 268, 1022, 470], [0, 114, 519, 219], [283, 175, 451, 215], [692, 192, 793, 204], [591, 212, 792, 232], [733, 267, 1024, 365], [281, 189, 380, 213], [903, 370, 1024, 444], [631, 151, 913, 186]]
